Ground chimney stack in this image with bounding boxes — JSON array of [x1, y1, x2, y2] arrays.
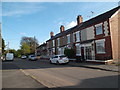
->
[[60, 25, 65, 33], [77, 15, 83, 25], [50, 31, 54, 38]]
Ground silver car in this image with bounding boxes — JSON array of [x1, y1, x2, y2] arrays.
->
[[28, 55, 37, 61]]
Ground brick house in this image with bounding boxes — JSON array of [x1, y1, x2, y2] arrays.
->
[[36, 43, 47, 56], [46, 6, 120, 62]]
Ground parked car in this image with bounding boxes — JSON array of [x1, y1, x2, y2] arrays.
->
[[5, 53, 14, 61], [28, 55, 37, 61], [1, 56, 5, 61], [49, 55, 69, 64], [21, 55, 27, 59]]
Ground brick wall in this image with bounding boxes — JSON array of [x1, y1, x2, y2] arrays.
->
[[109, 9, 120, 62]]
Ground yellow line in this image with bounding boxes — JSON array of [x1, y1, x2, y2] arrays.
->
[[19, 69, 50, 88], [19, 69, 29, 76]]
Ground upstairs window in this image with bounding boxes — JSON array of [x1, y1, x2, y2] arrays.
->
[[76, 31, 80, 42], [67, 34, 70, 44], [47, 42, 49, 48], [95, 25, 103, 35], [73, 33, 76, 42], [52, 40, 55, 47], [57, 38, 60, 46]]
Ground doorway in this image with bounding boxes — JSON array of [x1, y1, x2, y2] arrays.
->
[[85, 46, 92, 60]]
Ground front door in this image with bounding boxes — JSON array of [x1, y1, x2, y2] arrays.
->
[[85, 46, 92, 60]]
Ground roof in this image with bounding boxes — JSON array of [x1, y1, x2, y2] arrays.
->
[[37, 43, 47, 48], [47, 6, 120, 42]]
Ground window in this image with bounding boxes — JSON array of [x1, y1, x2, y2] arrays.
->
[[54, 56, 58, 58], [58, 48, 61, 55], [47, 42, 49, 48], [76, 44, 81, 56], [73, 33, 76, 42], [57, 38, 60, 46], [52, 40, 55, 47], [96, 39, 105, 54], [52, 48, 55, 54], [95, 25, 103, 35], [67, 34, 70, 44], [61, 47, 65, 55], [59, 47, 65, 55], [59, 55, 66, 58], [76, 31, 80, 42]]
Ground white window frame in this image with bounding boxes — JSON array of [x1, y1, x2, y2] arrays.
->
[[57, 38, 60, 46], [73, 33, 76, 42], [95, 23, 103, 35], [67, 34, 70, 44], [95, 39, 105, 54], [75, 43, 81, 56], [76, 31, 80, 42], [52, 40, 55, 47]]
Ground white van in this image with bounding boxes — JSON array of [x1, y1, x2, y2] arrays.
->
[[6, 53, 14, 61]]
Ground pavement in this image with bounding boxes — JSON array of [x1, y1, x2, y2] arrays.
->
[[41, 57, 119, 72], [68, 61, 119, 72]]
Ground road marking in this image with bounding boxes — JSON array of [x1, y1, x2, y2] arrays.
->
[[19, 69, 29, 76], [19, 69, 50, 88]]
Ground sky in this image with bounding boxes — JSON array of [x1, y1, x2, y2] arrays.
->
[[1, 1, 119, 50]]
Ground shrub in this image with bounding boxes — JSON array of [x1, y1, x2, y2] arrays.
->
[[64, 48, 76, 58]]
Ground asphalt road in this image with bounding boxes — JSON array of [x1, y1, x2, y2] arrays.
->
[[2, 58, 119, 88]]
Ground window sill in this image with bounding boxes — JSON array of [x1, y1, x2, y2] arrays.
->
[[97, 52, 106, 54], [76, 54, 81, 56]]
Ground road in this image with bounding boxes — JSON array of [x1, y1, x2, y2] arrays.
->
[[2, 58, 119, 88]]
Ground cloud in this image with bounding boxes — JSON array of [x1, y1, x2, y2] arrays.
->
[[66, 21, 77, 29], [2, 3, 45, 17], [20, 32, 26, 36], [57, 20, 77, 30]]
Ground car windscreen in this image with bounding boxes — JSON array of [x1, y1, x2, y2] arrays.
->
[[59, 55, 66, 58], [30, 55, 35, 57], [54, 56, 58, 58]]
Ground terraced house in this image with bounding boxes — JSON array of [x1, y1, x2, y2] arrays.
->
[[46, 6, 120, 63]]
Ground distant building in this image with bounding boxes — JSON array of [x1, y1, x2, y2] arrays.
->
[[36, 43, 47, 56], [46, 6, 120, 63], [0, 23, 2, 55]]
